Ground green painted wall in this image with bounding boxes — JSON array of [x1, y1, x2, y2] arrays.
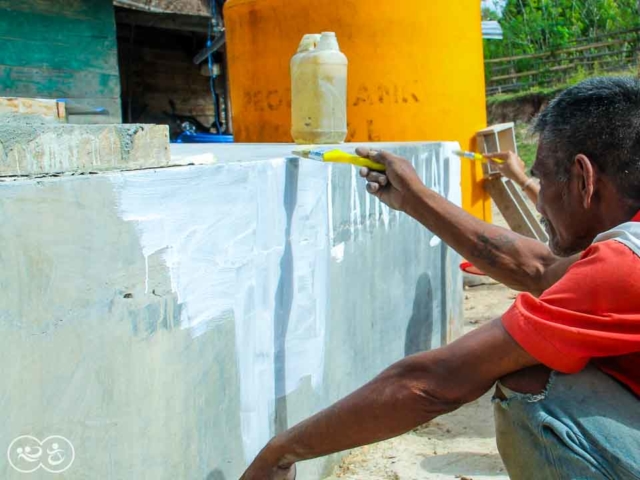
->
[[0, 0, 122, 123]]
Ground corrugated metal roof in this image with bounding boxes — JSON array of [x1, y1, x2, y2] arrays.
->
[[482, 21, 503, 40]]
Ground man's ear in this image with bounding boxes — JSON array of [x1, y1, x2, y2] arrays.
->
[[573, 154, 595, 209]]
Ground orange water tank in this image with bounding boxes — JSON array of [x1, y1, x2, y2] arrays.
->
[[224, 0, 490, 220]]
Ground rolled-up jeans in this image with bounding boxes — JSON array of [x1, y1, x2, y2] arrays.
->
[[494, 364, 640, 479]]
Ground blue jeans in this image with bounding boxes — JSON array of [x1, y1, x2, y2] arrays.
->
[[494, 364, 640, 479]]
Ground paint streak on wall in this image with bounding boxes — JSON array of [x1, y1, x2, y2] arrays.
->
[[338, 145, 461, 247], [111, 160, 329, 461]]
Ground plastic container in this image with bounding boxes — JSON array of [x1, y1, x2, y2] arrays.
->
[[224, 0, 491, 220], [291, 32, 348, 144]]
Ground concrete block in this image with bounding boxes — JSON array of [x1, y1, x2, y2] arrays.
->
[[0, 142, 463, 479], [0, 115, 171, 176]]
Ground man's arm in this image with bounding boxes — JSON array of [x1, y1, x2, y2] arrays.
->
[[357, 149, 579, 295], [240, 319, 539, 479], [405, 181, 579, 295]]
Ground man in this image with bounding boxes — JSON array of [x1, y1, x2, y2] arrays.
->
[[241, 77, 640, 479]]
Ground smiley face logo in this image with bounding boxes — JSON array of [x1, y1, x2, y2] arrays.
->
[[8, 435, 75, 473]]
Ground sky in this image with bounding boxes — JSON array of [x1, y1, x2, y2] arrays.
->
[[481, 0, 506, 15]]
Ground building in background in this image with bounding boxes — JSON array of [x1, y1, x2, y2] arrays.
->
[[0, 0, 229, 138]]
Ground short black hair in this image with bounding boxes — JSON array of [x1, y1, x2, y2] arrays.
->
[[534, 76, 640, 205]]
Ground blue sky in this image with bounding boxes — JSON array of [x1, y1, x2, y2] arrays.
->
[[481, 0, 506, 15]]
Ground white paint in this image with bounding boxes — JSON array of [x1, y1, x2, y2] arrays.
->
[[193, 153, 217, 165], [444, 142, 463, 207], [284, 163, 329, 393], [111, 157, 330, 463], [339, 143, 463, 239], [331, 242, 346, 263], [112, 165, 261, 334], [429, 150, 443, 247], [382, 203, 390, 230], [349, 167, 362, 238], [364, 185, 371, 231], [327, 164, 334, 244]]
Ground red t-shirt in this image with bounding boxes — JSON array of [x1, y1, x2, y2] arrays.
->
[[502, 212, 640, 396]]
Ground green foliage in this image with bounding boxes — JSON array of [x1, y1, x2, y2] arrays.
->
[[482, 5, 501, 20], [485, 0, 640, 60]]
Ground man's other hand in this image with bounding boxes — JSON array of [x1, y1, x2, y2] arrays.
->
[[484, 151, 528, 185]]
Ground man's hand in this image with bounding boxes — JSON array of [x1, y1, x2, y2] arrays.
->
[[356, 148, 424, 212], [240, 450, 296, 480], [484, 151, 528, 185]]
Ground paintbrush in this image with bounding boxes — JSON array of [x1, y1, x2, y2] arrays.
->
[[453, 150, 505, 164], [292, 148, 386, 172]]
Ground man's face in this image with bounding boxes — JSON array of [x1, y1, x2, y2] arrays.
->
[[533, 139, 593, 257]]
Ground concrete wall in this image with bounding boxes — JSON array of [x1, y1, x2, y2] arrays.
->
[[0, 142, 463, 479]]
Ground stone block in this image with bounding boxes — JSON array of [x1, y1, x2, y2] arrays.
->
[[0, 115, 171, 176]]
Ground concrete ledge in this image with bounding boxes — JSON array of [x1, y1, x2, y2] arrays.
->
[[0, 116, 171, 176]]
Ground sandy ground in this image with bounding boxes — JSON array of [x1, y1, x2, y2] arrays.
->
[[325, 207, 519, 480]]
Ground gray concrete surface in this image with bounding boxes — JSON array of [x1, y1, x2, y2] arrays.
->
[[0, 142, 463, 479], [0, 115, 170, 176]]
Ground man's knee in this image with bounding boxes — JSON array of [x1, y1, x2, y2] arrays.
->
[[495, 364, 552, 399]]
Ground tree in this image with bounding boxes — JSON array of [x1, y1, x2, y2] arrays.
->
[[485, 0, 640, 60]]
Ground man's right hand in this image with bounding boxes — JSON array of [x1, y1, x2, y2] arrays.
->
[[356, 148, 424, 212]]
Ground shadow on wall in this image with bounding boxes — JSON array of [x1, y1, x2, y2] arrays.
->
[[405, 273, 434, 356], [206, 468, 226, 480], [274, 159, 300, 435]]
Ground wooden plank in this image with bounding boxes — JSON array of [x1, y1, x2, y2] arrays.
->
[[0, 8, 115, 40], [0, 65, 121, 98], [476, 122, 515, 135], [115, 9, 210, 34], [503, 180, 548, 241], [485, 38, 632, 64], [0, 37, 119, 75], [0, 0, 121, 122], [114, 0, 210, 17], [0, 97, 66, 121], [484, 177, 548, 242], [488, 55, 637, 88], [519, 45, 634, 69], [491, 64, 574, 82], [0, 0, 113, 21]]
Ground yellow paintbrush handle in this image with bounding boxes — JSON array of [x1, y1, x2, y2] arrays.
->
[[322, 150, 386, 172]]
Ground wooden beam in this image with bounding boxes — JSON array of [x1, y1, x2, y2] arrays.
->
[[485, 38, 633, 64], [115, 8, 210, 34], [193, 33, 225, 64], [0, 97, 67, 122], [0, 65, 121, 98], [484, 177, 549, 242], [113, 0, 210, 17]]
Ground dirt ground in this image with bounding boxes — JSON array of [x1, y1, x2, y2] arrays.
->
[[325, 208, 518, 480]]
